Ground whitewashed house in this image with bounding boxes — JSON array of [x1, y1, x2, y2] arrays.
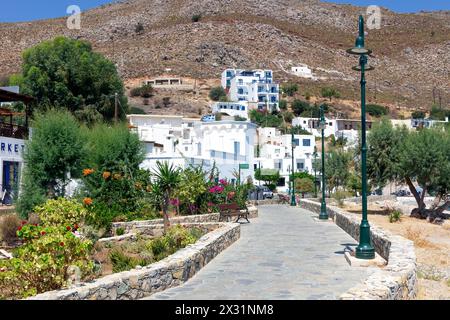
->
[[291, 65, 314, 79], [127, 115, 257, 183], [211, 101, 250, 120], [221, 69, 279, 111], [254, 127, 315, 192]]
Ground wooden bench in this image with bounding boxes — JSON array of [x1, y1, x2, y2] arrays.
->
[[277, 194, 290, 204], [218, 203, 250, 223]]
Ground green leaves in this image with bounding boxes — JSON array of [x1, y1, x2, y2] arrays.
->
[[19, 36, 127, 122]]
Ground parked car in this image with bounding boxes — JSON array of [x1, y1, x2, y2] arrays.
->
[[260, 186, 274, 199], [391, 189, 411, 197]]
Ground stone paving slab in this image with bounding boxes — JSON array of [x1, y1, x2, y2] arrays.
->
[[144, 205, 374, 300]]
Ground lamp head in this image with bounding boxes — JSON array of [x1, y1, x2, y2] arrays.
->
[[346, 15, 372, 55]]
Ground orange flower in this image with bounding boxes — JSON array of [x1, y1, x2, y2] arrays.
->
[[83, 197, 93, 206], [83, 168, 94, 176], [103, 171, 111, 180]]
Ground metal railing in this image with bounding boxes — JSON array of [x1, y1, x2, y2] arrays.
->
[[0, 123, 28, 139]]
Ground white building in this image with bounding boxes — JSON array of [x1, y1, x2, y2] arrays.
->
[[211, 101, 250, 120], [221, 69, 279, 111], [127, 115, 257, 183], [291, 65, 314, 79], [292, 116, 375, 146], [254, 127, 315, 192], [0, 88, 31, 205]]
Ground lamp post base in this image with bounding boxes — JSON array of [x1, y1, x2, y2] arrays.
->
[[319, 201, 328, 220], [355, 223, 375, 259]]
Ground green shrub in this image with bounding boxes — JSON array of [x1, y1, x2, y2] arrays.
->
[[279, 99, 288, 110], [366, 104, 388, 117], [109, 248, 148, 273], [281, 83, 298, 97], [0, 214, 21, 244], [209, 87, 227, 101], [191, 14, 202, 22], [0, 224, 93, 299], [411, 111, 425, 119], [17, 109, 86, 219], [291, 99, 310, 116], [389, 210, 402, 223], [128, 106, 146, 114], [321, 87, 341, 101], [34, 198, 88, 227], [116, 227, 125, 236], [332, 191, 353, 207]]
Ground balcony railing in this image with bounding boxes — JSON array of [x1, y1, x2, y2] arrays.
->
[[0, 123, 28, 140]]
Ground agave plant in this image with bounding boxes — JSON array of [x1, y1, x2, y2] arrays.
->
[[152, 161, 181, 232]]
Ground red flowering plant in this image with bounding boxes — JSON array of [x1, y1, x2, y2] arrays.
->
[[1, 222, 93, 299]]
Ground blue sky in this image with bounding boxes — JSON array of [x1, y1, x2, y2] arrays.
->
[[0, 0, 449, 22], [322, 0, 450, 13]]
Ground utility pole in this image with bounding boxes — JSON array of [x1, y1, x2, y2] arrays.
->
[[114, 92, 118, 123]]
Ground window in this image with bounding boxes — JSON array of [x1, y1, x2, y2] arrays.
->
[[223, 152, 226, 160], [271, 96, 276, 102], [211, 150, 216, 157], [293, 138, 299, 147], [234, 142, 240, 160], [302, 139, 311, 147], [238, 88, 244, 94], [197, 143, 201, 156], [238, 79, 243, 85], [258, 86, 263, 92], [226, 80, 231, 87], [275, 149, 280, 154], [274, 160, 282, 169], [226, 71, 232, 77], [241, 106, 245, 111], [297, 162, 304, 170]]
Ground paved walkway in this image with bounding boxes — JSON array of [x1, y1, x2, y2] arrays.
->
[[145, 205, 373, 300]]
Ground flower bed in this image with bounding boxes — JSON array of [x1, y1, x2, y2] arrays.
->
[[27, 222, 240, 300]]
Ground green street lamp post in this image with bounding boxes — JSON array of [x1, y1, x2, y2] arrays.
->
[[313, 146, 318, 198], [347, 15, 375, 259], [318, 105, 328, 220], [290, 127, 297, 206]]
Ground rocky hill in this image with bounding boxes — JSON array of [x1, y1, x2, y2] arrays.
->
[[0, 0, 449, 115]]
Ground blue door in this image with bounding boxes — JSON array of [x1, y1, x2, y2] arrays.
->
[[2, 161, 19, 204]]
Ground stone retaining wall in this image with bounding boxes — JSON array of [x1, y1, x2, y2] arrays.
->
[[299, 199, 417, 300], [29, 222, 241, 300], [112, 206, 258, 235]]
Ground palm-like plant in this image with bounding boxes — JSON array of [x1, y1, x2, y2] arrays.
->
[[152, 161, 181, 232]]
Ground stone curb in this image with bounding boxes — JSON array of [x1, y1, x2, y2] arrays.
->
[[298, 199, 417, 300], [27, 222, 241, 300]]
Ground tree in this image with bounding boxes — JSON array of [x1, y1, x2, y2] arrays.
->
[[152, 161, 181, 232], [281, 83, 298, 97], [279, 99, 288, 110], [209, 86, 227, 101], [367, 119, 407, 189], [295, 178, 314, 198], [366, 104, 388, 117], [325, 149, 352, 192], [411, 110, 425, 119], [397, 128, 450, 219], [367, 121, 450, 219], [321, 87, 340, 101], [12, 36, 128, 123], [346, 172, 362, 196], [291, 99, 310, 116], [249, 109, 282, 128], [254, 168, 280, 187], [17, 110, 86, 218], [429, 105, 450, 121]]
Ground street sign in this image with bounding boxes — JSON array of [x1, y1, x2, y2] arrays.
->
[[239, 163, 249, 169]]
